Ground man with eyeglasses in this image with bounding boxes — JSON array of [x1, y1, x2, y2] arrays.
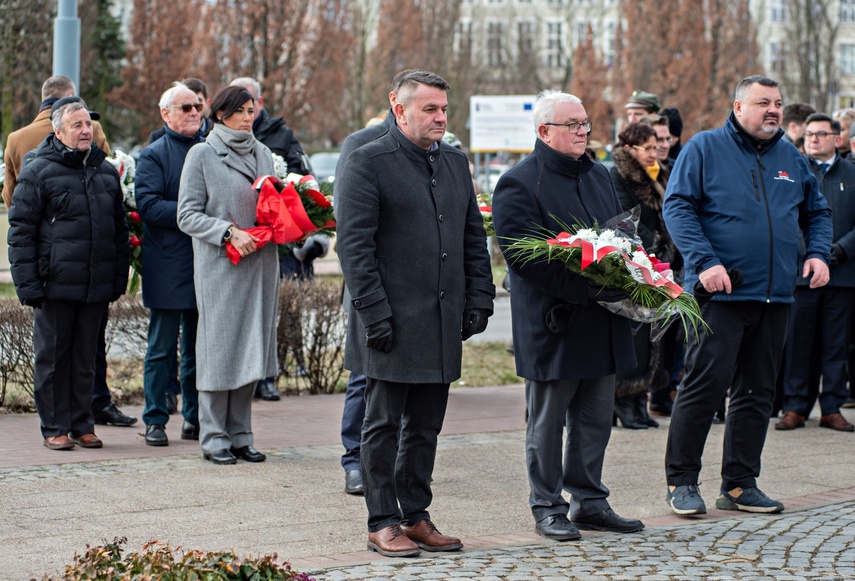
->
[[134, 82, 205, 446], [663, 76, 832, 517], [777, 113, 855, 433], [493, 90, 644, 542]]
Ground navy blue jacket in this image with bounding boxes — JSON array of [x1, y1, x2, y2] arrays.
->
[[493, 139, 636, 381], [134, 125, 203, 309], [9, 136, 129, 304], [802, 154, 855, 288], [663, 114, 832, 303]]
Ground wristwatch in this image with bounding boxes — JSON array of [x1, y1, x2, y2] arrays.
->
[[223, 226, 233, 243]]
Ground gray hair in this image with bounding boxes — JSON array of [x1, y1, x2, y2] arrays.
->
[[230, 77, 262, 100], [533, 90, 582, 131], [734, 75, 779, 103], [159, 82, 193, 110], [51, 102, 88, 132]]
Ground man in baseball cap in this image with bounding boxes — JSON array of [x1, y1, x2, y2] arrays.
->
[[625, 90, 660, 124]]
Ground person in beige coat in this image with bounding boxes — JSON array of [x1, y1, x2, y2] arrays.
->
[[177, 85, 278, 466]]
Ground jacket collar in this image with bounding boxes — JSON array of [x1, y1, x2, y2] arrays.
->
[[163, 124, 204, 145], [38, 133, 106, 169], [726, 112, 785, 155], [534, 138, 593, 178], [389, 122, 441, 163]]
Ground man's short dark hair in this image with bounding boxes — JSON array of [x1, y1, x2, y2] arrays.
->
[[734, 75, 778, 102], [391, 69, 426, 93], [210, 85, 253, 125], [183, 77, 208, 98], [640, 113, 669, 130], [41, 75, 75, 100], [396, 71, 450, 104], [783, 103, 816, 126], [805, 112, 841, 134]]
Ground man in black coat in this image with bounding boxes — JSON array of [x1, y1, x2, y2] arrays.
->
[[335, 69, 421, 497], [135, 82, 206, 447], [777, 113, 855, 432], [9, 100, 129, 450], [336, 70, 494, 557], [492, 91, 643, 541]]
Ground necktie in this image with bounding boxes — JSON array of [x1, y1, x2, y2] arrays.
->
[[820, 163, 830, 174]]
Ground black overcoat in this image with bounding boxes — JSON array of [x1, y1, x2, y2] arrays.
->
[[335, 126, 495, 384], [492, 139, 636, 381]]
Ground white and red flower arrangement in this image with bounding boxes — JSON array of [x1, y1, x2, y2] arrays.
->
[[225, 172, 335, 265], [504, 208, 706, 339], [478, 194, 493, 236], [106, 150, 142, 294]]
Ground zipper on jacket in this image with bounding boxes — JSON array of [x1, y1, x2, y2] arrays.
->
[[751, 170, 760, 202], [754, 153, 774, 302]]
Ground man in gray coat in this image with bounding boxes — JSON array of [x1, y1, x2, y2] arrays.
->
[[335, 70, 495, 557]]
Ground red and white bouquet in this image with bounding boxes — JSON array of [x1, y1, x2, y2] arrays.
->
[[106, 150, 142, 293], [504, 208, 706, 339], [478, 193, 494, 236], [226, 173, 335, 265]]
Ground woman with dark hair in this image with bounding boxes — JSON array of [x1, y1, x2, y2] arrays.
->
[[609, 122, 681, 429], [178, 85, 279, 465]]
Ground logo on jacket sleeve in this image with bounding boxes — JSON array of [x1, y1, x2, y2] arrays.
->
[[774, 170, 794, 183]]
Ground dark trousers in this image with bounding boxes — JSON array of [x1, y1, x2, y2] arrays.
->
[[142, 308, 198, 427], [666, 301, 790, 491], [91, 304, 112, 413], [782, 286, 855, 416], [361, 378, 449, 532], [34, 300, 106, 438], [525, 376, 614, 522], [340, 371, 367, 472]]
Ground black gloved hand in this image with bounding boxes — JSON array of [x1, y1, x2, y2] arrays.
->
[[545, 303, 574, 334], [830, 243, 847, 266], [365, 318, 393, 353], [461, 308, 491, 341], [587, 282, 629, 303], [23, 297, 43, 310]]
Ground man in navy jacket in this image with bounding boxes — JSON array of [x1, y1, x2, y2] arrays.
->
[[135, 83, 204, 447], [663, 76, 832, 516]]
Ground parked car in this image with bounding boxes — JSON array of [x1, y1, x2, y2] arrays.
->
[[309, 152, 340, 183]]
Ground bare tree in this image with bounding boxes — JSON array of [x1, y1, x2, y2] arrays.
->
[[571, 24, 613, 145]]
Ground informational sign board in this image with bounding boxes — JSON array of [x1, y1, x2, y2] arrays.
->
[[469, 95, 537, 153]]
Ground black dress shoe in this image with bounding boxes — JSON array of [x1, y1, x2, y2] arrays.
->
[[230, 445, 266, 462], [180, 421, 200, 440], [572, 508, 644, 533], [165, 392, 178, 415], [535, 514, 581, 541], [94, 403, 138, 427], [255, 379, 281, 401], [204, 448, 237, 465], [144, 424, 168, 447], [345, 469, 364, 495], [614, 397, 647, 429]]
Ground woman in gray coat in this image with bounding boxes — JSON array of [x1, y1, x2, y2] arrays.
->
[[178, 86, 278, 465]]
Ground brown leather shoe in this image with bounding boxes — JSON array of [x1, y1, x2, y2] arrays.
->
[[367, 524, 420, 557], [820, 413, 855, 432], [44, 435, 75, 450], [774, 411, 805, 430], [402, 518, 463, 552], [73, 433, 103, 448]]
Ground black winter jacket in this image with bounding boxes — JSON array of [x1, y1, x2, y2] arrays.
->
[[8, 135, 130, 305], [253, 108, 312, 175]]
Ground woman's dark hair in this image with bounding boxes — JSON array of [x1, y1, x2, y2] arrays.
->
[[209, 85, 254, 125], [617, 122, 657, 147]]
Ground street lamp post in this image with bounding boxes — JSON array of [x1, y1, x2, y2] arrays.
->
[[53, 0, 81, 91]]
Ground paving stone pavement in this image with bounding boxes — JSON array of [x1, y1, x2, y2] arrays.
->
[[306, 502, 855, 580]]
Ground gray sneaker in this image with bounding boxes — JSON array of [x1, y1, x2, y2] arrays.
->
[[666, 484, 707, 515], [715, 487, 784, 513]]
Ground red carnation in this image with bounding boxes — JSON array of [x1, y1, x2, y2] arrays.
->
[[129, 211, 141, 223], [129, 235, 142, 248]]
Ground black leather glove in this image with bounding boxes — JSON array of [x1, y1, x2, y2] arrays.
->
[[24, 297, 43, 310], [693, 268, 743, 308], [830, 243, 847, 266], [546, 303, 574, 334], [365, 318, 393, 353], [461, 308, 490, 341], [587, 282, 629, 303]]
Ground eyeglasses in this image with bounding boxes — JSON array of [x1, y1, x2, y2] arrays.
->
[[804, 131, 839, 139], [545, 121, 592, 134], [656, 137, 673, 145], [175, 103, 203, 113], [632, 144, 658, 153]]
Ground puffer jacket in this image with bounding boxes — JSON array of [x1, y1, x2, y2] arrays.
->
[[8, 134, 129, 304]]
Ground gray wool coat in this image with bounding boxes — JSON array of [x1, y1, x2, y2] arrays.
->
[[335, 126, 495, 384], [177, 125, 279, 391]]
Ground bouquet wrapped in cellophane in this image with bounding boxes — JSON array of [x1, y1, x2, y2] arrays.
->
[[503, 207, 707, 341]]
